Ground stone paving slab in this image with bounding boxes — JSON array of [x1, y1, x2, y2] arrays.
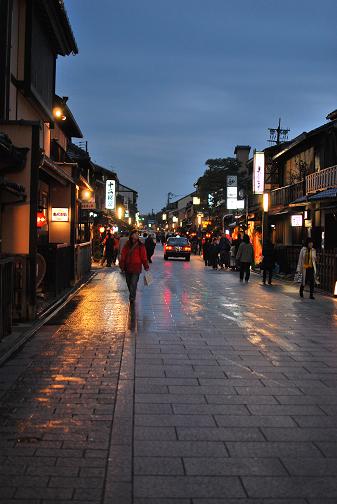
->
[[0, 250, 337, 502]]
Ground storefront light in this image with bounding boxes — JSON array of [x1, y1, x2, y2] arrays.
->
[[117, 207, 124, 220], [82, 189, 91, 201], [53, 107, 66, 121]]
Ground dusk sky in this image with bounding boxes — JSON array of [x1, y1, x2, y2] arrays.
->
[[57, 0, 337, 213]]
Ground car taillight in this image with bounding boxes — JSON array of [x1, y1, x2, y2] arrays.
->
[[183, 246, 191, 251], [166, 245, 173, 250]]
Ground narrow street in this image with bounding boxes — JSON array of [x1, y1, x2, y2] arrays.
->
[[0, 248, 337, 503]]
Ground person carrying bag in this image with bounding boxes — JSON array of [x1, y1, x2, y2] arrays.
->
[[296, 237, 317, 300], [120, 230, 149, 303]]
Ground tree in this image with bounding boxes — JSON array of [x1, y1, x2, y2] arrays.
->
[[195, 157, 242, 209]]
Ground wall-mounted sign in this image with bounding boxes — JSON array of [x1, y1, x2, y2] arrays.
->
[[172, 216, 178, 223], [253, 152, 265, 194], [81, 195, 96, 210], [37, 211, 47, 228], [51, 208, 69, 222], [193, 196, 200, 205], [105, 180, 116, 210], [227, 175, 237, 187], [227, 187, 237, 199], [291, 215, 303, 227], [227, 199, 245, 210], [208, 194, 214, 207]]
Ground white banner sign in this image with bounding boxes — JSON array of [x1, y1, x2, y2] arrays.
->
[[105, 180, 116, 210], [253, 152, 265, 194], [227, 187, 237, 199], [227, 199, 245, 210]]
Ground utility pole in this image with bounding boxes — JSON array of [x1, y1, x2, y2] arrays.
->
[[268, 118, 290, 145]]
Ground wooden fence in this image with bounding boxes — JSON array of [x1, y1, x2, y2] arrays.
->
[[0, 257, 14, 340], [275, 245, 337, 293]]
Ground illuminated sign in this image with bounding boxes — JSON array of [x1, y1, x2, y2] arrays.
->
[[37, 212, 47, 228], [193, 196, 201, 205], [82, 195, 96, 210], [208, 194, 214, 207], [253, 152, 265, 194], [172, 216, 178, 223], [105, 180, 116, 210], [51, 208, 69, 222], [291, 215, 303, 227], [227, 199, 245, 210], [227, 187, 237, 199]]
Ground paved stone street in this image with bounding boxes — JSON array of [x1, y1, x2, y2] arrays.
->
[[0, 248, 337, 503]]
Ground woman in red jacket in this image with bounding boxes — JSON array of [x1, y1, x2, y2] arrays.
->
[[120, 230, 149, 303]]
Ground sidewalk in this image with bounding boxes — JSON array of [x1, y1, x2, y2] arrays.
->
[[0, 253, 337, 502]]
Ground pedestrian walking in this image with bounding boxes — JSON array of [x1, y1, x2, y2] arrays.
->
[[112, 233, 120, 264], [145, 234, 156, 263], [209, 236, 220, 270], [296, 237, 317, 299], [230, 243, 237, 270], [103, 230, 115, 267], [219, 233, 231, 269], [261, 238, 276, 285], [202, 237, 211, 266], [120, 230, 149, 303], [118, 232, 129, 264], [236, 234, 254, 282]]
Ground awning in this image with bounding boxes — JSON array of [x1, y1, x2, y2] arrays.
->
[[309, 188, 337, 201], [40, 155, 75, 185], [289, 188, 337, 206], [0, 176, 26, 204], [0, 133, 28, 172]]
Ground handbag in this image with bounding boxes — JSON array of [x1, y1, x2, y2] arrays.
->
[[294, 272, 303, 283], [144, 271, 153, 286]]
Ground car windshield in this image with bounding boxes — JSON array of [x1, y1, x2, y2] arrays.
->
[[167, 238, 189, 246]]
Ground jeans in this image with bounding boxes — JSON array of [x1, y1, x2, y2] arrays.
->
[[125, 273, 140, 302], [240, 262, 251, 282]]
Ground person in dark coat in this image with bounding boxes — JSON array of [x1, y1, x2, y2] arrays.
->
[[203, 237, 211, 266], [209, 237, 220, 270], [104, 230, 115, 267], [145, 234, 156, 263], [261, 239, 276, 285], [219, 234, 231, 269]]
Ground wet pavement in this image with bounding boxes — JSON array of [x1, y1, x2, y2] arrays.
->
[[0, 248, 337, 503]]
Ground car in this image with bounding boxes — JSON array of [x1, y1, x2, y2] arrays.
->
[[164, 237, 191, 261]]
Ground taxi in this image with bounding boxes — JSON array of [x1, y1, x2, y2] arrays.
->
[[164, 236, 191, 261]]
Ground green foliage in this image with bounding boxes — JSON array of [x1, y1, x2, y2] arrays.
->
[[195, 157, 241, 209]]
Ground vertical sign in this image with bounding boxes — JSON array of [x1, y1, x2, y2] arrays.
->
[[226, 175, 243, 209], [105, 180, 116, 210], [253, 152, 265, 194]]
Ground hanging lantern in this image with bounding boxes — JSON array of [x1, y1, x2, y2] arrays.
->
[[37, 212, 47, 228], [99, 226, 105, 234]]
